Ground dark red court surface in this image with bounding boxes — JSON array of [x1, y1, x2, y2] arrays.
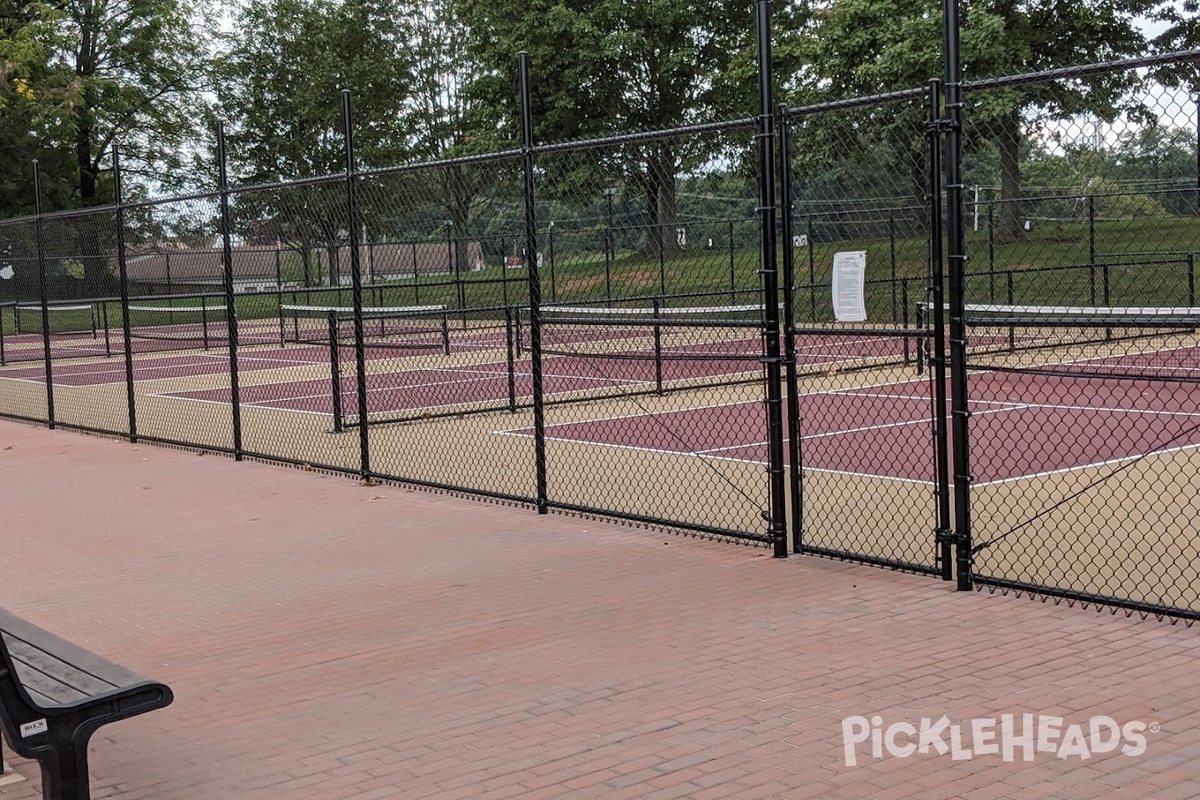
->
[[0, 347, 333, 387], [504, 371, 1200, 485], [161, 347, 769, 415]]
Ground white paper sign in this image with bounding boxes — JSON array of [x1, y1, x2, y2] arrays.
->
[[831, 251, 867, 322]]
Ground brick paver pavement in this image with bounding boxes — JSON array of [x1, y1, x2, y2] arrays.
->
[[0, 419, 1197, 799]]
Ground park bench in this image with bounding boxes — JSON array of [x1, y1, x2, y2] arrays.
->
[[0, 606, 173, 800]]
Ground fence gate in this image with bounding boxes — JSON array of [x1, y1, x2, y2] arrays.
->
[[780, 87, 953, 576]]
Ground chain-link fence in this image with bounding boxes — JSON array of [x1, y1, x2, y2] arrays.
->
[[958, 57, 1200, 618], [1, 20, 1198, 620], [781, 87, 949, 575]]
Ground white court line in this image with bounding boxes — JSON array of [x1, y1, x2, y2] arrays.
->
[[973, 442, 1200, 488]]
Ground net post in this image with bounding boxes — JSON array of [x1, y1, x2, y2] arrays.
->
[[889, 212, 898, 323], [501, 234, 510, 307], [101, 301, 111, 358], [653, 299, 663, 395], [276, 247, 286, 347], [1188, 253, 1196, 307], [519, 51, 549, 514], [806, 215, 815, 319], [328, 310, 344, 433], [1006, 271, 1015, 351], [1087, 195, 1097, 306], [216, 120, 244, 460], [778, 104, 805, 553], [505, 306, 518, 413], [440, 309, 451, 355], [728, 219, 736, 304], [201, 295, 210, 350], [944, 0, 973, 591], [33, 161, 56, 428], [342, 90, 371, 478], [756, 0, 788, 558], [548, 225, 558, 302], [902, 280, 912, 371], [987, 200, 996, 302]]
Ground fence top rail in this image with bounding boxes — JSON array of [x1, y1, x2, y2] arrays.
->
[[780, 86, 929, 118], [358, 148, 524, 180], [962, 49, 1200, 92], [534, 117, 757, 156]]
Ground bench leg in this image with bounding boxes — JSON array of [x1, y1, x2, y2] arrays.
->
[[37, 722, 95, 800]]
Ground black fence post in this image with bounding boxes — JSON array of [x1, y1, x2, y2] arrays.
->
[[987, 200, 995, 302], [728, 219, 736, 303], [32, 161, 55, 428], [342, 90, 371, 478], [519, 52, 549, 514], [778, 106, 804, 553], [275, 247, 286, 345], [889, 212, 898, 322], [216, 122, 244, 460], [328, 311, 344, 433], [926, 79, 953, 581], [756, 0, 788, 558], [548, 223, 557, 303], [1188, 252, 1195, 306], [112, 146, 138, 443], [1088, 194, 1097, 306], [806, 215, 815, 319], [944, 0, 972, 590]]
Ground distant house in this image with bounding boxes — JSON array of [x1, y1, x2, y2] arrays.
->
[[120, 240, 486, 294]]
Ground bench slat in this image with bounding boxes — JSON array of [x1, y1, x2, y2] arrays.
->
[[5, 637, 110, 706], [0, 609, 149, 694]]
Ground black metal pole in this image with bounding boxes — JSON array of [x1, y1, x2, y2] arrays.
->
[[728, 219, 736, 303], [216, 122, 244, 460], [987, 201, 995, 301], [505, 306, 518, 412], [806, 215, 815, 319], [756, 0, 788, 557], [519, 52, 549, 513], [944, 0, 972, 590], [926, 80, 953, 581], [605, 190, 614, 302], [328, 311, 344, 433], [778, 107, 804, 553], [343, 90, 371, 477], [548, 223, 557, 302], [276, 247, 285, 346], [1088, 194, 1097, 305], [889, 212, 898, 322], [33, 161, 55, 428], [112, 146, 138, 442], [652, 299, 663, 395]]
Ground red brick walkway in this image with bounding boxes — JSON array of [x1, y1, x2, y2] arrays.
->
[[0, 419, 1197, 799]]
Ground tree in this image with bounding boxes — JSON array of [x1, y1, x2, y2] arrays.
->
[[216, 0, 415, 285], [0, 2, 75, 216], [457, 0, 756, 257], [401, 0, 510, 273], [801, 0, 1167, 240]]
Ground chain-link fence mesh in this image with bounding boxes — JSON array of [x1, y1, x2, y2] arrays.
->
[[528, 122, 774, 538], [3, 45, 1199, 619], [960, 62, 1200, 617], [783, 91, 946, 573]]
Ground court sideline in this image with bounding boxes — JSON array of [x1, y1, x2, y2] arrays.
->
[[0, 419, 1197, 800]]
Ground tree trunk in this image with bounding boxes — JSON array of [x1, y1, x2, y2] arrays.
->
[[443, 165, 473, 273], [996, 109, 1024, 242]]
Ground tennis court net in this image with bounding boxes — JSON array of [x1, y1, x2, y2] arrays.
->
[[280, 304, 451, 355], [929, 303, 1200, 383]]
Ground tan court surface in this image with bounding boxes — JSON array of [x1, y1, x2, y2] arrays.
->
[[1, 419, 1199, 800]]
